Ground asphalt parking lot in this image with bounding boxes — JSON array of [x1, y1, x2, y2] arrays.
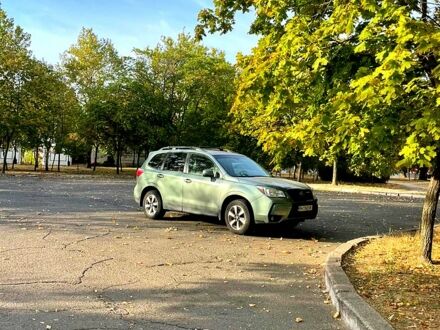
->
[[0, 175, 430, 329]]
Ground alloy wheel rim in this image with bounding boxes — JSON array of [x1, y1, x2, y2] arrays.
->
[[227, 205, 246, 230], [145, 194, 158, 216]]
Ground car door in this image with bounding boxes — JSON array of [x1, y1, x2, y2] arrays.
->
[[182, 153, 221, 216], [158, 152, 187, 211]]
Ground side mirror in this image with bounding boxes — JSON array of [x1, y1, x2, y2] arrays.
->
[[202, 169, 215, 178]]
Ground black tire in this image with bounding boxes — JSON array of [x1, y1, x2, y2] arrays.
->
[[142, 190, 165, 219], [224, 199, 253, 235]]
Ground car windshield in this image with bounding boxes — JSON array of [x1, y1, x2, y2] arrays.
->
[[214, 155, 269, 177]]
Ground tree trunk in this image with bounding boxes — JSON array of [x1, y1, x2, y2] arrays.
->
[[57, 153, 61, 172], [420, 154, 440, 263], [44, 145, 50, 171], [34, 147, 39, 171], [421, 0, 428, 21], [93, 145, 98, 172], [86, 147, 92, 168], [332, 159, 338, 185], [12, 144, 17, 170], [119, 151, 123, 172], [115, 145, 120, 175], [2, 137, 11, 174], [419, 166, 428, 180], [51, 152, 56, 171], [297, 162, 302, 182]]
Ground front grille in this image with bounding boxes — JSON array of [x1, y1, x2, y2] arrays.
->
[[286, 189, 314, 202]]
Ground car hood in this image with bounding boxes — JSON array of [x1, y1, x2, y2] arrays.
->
[[237, 177, 311, 190]]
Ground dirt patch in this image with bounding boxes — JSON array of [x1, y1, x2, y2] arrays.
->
[[343, 227, 440, 329]]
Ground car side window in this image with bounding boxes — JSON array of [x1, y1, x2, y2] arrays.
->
[[163, 153, 187, 172], [148, 153, 166, 170], [188, 154, 217, 176]]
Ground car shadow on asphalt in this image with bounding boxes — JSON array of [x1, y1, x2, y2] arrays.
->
[[162, 213, 352, 242]]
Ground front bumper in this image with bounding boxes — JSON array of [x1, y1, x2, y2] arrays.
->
[[251, 195, 318, 224]]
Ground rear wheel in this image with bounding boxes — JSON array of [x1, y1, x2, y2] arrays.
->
[[225, 199, 253, 235], [143, 190, 165, 219]]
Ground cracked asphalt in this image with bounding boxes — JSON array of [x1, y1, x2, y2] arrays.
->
[[0, 175, 434, 330]]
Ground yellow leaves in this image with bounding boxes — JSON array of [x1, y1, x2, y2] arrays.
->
[[354, 42, 367, 53], [398, 132, 438, 168], [360, 0, 378, 12], [312, 57, 328, 72], [375, 50, 387, 62], [359, 127, 370, 138]]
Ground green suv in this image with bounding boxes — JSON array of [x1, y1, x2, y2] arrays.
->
[[134, 147, 318, 235]]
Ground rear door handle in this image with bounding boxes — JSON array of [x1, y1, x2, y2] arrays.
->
[[185, 179, 192, 183], [157, 174, 164, 178]]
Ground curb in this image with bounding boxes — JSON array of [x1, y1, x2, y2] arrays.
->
[[324, 237, 394, 330]]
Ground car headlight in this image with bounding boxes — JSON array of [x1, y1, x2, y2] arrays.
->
[[257, 186, 286, 198]]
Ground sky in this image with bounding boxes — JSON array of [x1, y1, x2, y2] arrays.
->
[[1, 0, 258, 64]]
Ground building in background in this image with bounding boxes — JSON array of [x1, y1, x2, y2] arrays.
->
[[0, 147, 21, 165], [91, 148, 146, 167], [42, 148, 72, 167]]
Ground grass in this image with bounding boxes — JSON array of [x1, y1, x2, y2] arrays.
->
[[343, 227, 440, 329], [3, 164, 137, 177]]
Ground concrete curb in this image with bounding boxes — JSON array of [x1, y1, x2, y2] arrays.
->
[[324, 237, 394, 330]]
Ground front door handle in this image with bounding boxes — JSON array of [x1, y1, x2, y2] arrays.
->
[[157, 173, 164, 178], [185, 178, 192, 183]]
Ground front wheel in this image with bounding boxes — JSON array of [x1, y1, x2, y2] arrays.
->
[[225, 199, 253, 235], [143, 190, 165, 219]]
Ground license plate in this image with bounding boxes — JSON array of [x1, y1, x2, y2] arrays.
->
[[298, 205, 313, 212]]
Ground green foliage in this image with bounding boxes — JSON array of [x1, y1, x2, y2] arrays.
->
[[61, 30, 239, 170], [0, 7, 32, 149], [0, 5, 261, 174], [133, 34, 236, 149], [197, 0, 440, 176]]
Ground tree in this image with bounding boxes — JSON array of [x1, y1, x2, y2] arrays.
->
[[197, 0, 440, 262], [123, 54, 172, 164], [22, 60, 78, 171], [62, 28, 121, 170], [0, 7, 33, 173], [133, 33, 236, 148]]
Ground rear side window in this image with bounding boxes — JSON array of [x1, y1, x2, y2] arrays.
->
[[148, 153, 166, 169], [163, 153, 187, 172]]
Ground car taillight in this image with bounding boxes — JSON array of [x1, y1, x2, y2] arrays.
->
[[136, 168, 144, 177]]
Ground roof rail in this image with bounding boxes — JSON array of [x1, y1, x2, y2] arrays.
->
[[160, 146, 199, 150], [200, 147, 231, 152], [159, 146, 231, 152]]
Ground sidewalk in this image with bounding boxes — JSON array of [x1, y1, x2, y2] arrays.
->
[[308, 179, 428, 199]]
